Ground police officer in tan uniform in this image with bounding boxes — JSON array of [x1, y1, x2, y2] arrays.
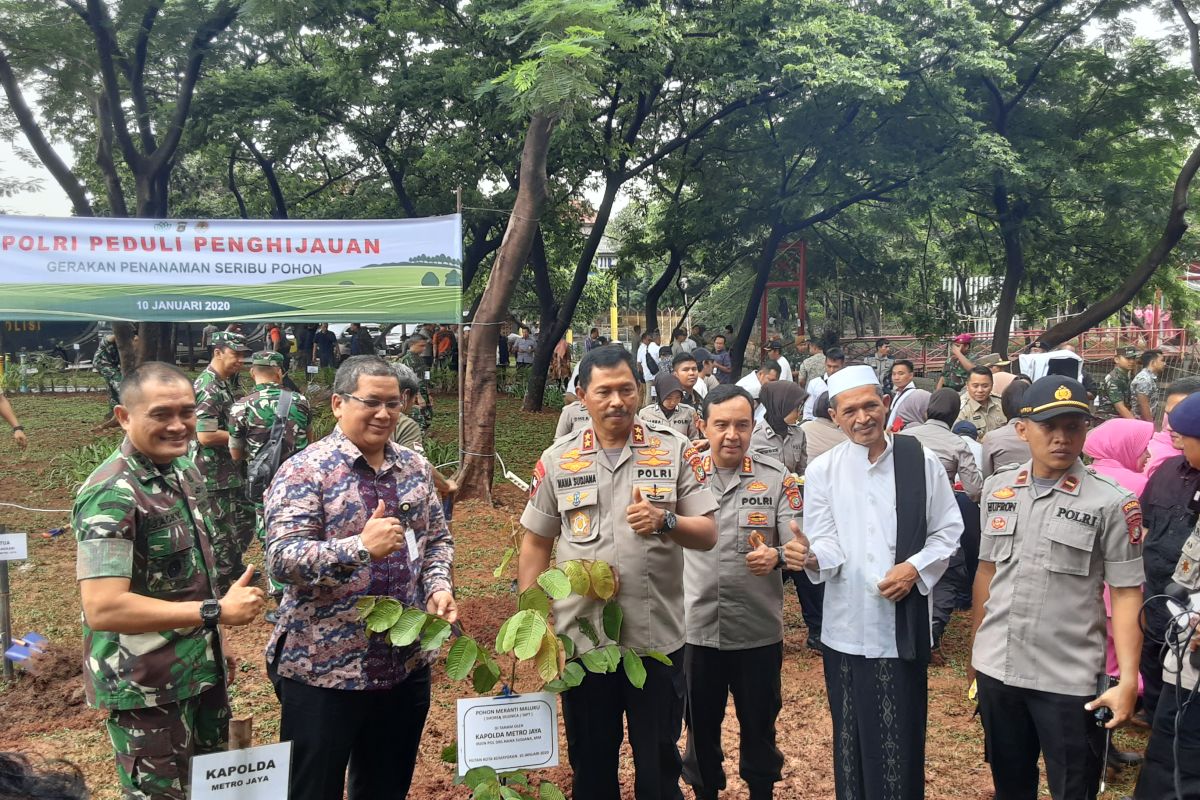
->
[[682, 384, 802, 800], [640, 371, 702, 443], [555, 399, 593, 438], [970, 375, 1144, 800], [520, 344, 719, 800]]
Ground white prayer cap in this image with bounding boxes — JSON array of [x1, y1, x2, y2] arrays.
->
[[826, 364, 879, 399]]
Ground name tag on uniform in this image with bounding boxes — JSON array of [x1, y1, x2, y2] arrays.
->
[[404, 527, 419, 563]]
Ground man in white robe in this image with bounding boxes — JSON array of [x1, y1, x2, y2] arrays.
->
[[785, 365, 962, 800]]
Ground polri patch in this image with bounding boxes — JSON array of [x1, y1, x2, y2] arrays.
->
[[1123, 499, 1144, 545], [530, 461, 546, 498]]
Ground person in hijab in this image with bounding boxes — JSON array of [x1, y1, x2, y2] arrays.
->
[[641, 370, 702, 443], [800, 392, 848, 463], [1084, 418, 1154, 497], [892, 388, 931, 431], [750, 381, 808, 475]]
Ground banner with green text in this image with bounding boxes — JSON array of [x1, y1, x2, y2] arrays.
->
[[0, 215, 462, 323]]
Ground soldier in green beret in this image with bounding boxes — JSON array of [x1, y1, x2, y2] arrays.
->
[[192, 331, 252, 594], [74, 362, 264, 799]]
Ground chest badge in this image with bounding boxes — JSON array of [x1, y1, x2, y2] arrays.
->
[[637, 455, 672, 467], [560, 457, 593, 473], [992, 487, 1016, 499], [570, 511, 591, 539], [569, 491, 589, 507], [746, 511, 769, 526], [643, 485, 672, 502], [746, 480, 768, 493], [990, 516, 1007, 531]]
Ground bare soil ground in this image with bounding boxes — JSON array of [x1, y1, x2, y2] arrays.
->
[[0, 391, 1146, 798]]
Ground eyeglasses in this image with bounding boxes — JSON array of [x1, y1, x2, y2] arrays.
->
[[340, 393, 404, 412]]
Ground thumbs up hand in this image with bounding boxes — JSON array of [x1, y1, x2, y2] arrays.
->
[[745, 531, 778, 576], [782, 520, 818, 572], [626, 486, 665, 536]]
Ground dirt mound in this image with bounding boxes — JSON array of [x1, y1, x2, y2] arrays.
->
[[0, 643, 102, 746]]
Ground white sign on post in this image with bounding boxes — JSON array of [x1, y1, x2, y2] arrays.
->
[[457, 693, 559, 776], [190, 741, 291, 800], [0, 533, 28, 561], [306, 365, 319, 374]]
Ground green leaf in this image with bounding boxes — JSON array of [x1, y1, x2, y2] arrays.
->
[[543, 678, 569, 693], [388, 608, 428, 647], [580, 649, 609, 674], [496, 616, 516, 654], [562, 560, 590, 595], [518, 586, 551, 617], [464, 766, 497, 790], [535, 630, 560, 683], [557, 633, 576, 659], [474, 782, 502, 800], [575, 616, 600, 647], [603, 644, 622, 672], [499, 772, 529, 786], [514, 611, 548, 660], [589, 561, 616, 600], [500, 786, 523, 800], [537, 567, 571, 600], [493, 547, 516, 578], [539, 782, 567, 800], [421, 617, 453, 651], [562, 661, 585, 688], [643, 650, 673, 667], [355, 596, 378, 619], [446, 636, 479, 681], [473, 658, 501, 694], [441, 743, 457, 764], [622, 648, 647, 689], [601, 601, 623, 642], [366, 597, 403, 633]]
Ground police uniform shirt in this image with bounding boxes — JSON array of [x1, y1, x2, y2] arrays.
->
[[981, 419, 1031, 479], [972, 460, 1145, 696], [683, 453, 800, 650], [749, 419, 807, 475], [555, 401, 592, 438], [958, 393, 1006, 438], [639, 400, 701, 442], [520, 420, 719, 654], [901, 419, 983, 502]]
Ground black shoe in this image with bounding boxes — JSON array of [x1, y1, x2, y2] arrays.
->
[[806, 635, 823, 653], [1107, 749, 1143, 768]]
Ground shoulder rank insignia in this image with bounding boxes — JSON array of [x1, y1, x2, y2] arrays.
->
[[581, 429, 595, 452], [742, 456, 754, 474], [1060, 475, 1080, 493], [631, 424, 646, 445]]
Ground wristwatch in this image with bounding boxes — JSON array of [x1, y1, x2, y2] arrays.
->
[[200, 599, 221, 630], [355, 537, 372, 564], [659, 510, 678, 535], [774, 546, 786, 570]]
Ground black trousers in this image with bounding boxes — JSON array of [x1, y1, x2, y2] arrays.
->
[[931, 548, 967, 646], [785, 570, 824, 638], [682, 643, 783, 799], [976, 672, 1103, 800], [957, 491, 981, 597], [823, 646, 928, 800], [273, 666, 431, 800], [1134, 679, 1200, 799], [561, 648, 685, 800]]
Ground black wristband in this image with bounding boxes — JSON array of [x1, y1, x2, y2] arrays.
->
[[11, 426, 23, 432]]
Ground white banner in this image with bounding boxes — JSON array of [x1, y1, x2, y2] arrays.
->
[[0, 215, 462, 323]]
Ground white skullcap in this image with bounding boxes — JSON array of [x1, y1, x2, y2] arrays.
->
[[826, 364, 880, 398]]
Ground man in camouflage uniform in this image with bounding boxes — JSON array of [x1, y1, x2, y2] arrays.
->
[[400, 333, 433, 433], [229, 351, 313, 605], [938, 333, 975, 392], [74, 361, 264, 800], [1095, 345, 1140, 421], [94, 333, 123, 408], [192, 331, 252, 594]]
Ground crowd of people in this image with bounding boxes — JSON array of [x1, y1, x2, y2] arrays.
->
[[1, 317, 1196, 800]]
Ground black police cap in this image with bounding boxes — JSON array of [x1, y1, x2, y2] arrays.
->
[[1019, 375, 1090, 421]]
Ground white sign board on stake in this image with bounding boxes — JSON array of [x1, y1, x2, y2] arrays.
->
[[190, 741, 291, 800], [0, 533, 28, 561], [457, 692, 559, 776]]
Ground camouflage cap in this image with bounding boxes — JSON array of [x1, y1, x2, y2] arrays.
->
[[1117, 345, 1140, 359], [250, 350, 285, 368], [211, 331, 251, 352]]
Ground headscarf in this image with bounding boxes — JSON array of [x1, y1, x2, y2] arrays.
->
[[654, 371, 685, 418], [926, 388, 961, 426], [760, 380, 808, 437], [1084, 418, 1154, 496], [894, 388, 931, 429]]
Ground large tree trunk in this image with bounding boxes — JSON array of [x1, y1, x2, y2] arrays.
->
[[989, 182, 1025, 355], [731, 222, 786, 376], [523, 231, 558, 413], [458, 115, 555, 502], [644, 247, 682, 340]]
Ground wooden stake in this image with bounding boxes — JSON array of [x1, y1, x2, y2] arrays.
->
[[229, 717, 253, 750]]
